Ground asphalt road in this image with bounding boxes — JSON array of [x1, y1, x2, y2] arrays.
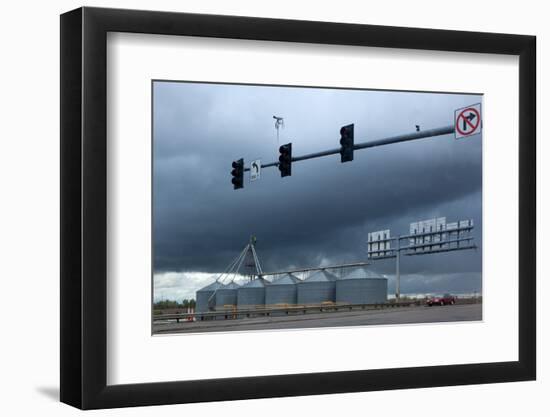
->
[[153, 303, 482, 335]]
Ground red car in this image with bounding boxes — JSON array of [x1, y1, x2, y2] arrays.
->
[[426, 294, 457, 306]]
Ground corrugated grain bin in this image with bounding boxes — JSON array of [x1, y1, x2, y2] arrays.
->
[[265, 273, 300, 306], [237, 277, 270, 309], [336, 267, 387, 305], [297, 270, 337, 305], [196, 280, 225, 313], [215, 281, 240, 310]]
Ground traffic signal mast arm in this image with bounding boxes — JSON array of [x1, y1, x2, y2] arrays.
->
[[243, 124, 455, 172]]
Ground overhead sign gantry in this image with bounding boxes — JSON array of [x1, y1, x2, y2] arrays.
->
[[367, 217, 476, 300]]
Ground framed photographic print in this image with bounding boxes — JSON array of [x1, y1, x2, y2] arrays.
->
[[60, 6, 536, 410]]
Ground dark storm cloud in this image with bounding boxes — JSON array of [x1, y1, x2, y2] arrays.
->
[[153, 82, 482, 293]]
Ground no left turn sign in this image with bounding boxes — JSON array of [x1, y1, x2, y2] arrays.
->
[[454, 103, 482, 139]]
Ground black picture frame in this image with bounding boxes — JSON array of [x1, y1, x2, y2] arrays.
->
[[60, 6, 536, 410]]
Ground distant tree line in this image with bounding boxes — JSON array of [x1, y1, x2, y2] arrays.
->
[[154, 299, 196, 310]]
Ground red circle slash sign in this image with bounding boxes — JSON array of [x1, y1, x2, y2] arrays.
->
[[456, 107, 481, 136]]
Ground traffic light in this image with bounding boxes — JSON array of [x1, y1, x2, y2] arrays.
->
[[278, 143, 292, 177], [339, 124, 354, 163], [231, 158, 244, 189]]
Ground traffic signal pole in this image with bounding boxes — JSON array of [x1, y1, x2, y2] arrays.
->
[[243, 124, 455, 172]]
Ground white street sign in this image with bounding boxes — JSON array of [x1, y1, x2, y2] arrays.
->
[[410, 217, 446, 248], [460, 219, 474, 228], [368, 229, 391, 257], [250, 159, 261, 181], [446, 222, 458, 230], [454, 103, 482, 139]]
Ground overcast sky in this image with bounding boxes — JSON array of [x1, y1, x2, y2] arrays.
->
[[153, 81, 482, 301]]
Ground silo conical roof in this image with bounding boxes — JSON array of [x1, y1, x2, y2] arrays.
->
[[197, 280, 225, 292], [271, 273, 300, 285], [223, 281, 241, 289], [303, 270, 337, 282], [341, 267, 383, 280], [241, 277, 270, 288]]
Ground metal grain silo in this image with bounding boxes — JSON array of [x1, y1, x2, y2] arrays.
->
[[336, 267, 387, 305], [215, 281, 240, 310], [265, 273, 300, 306], [196, 280, 225, 313], [297, 270, 337, 305], [237, 277, 270, 309]]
